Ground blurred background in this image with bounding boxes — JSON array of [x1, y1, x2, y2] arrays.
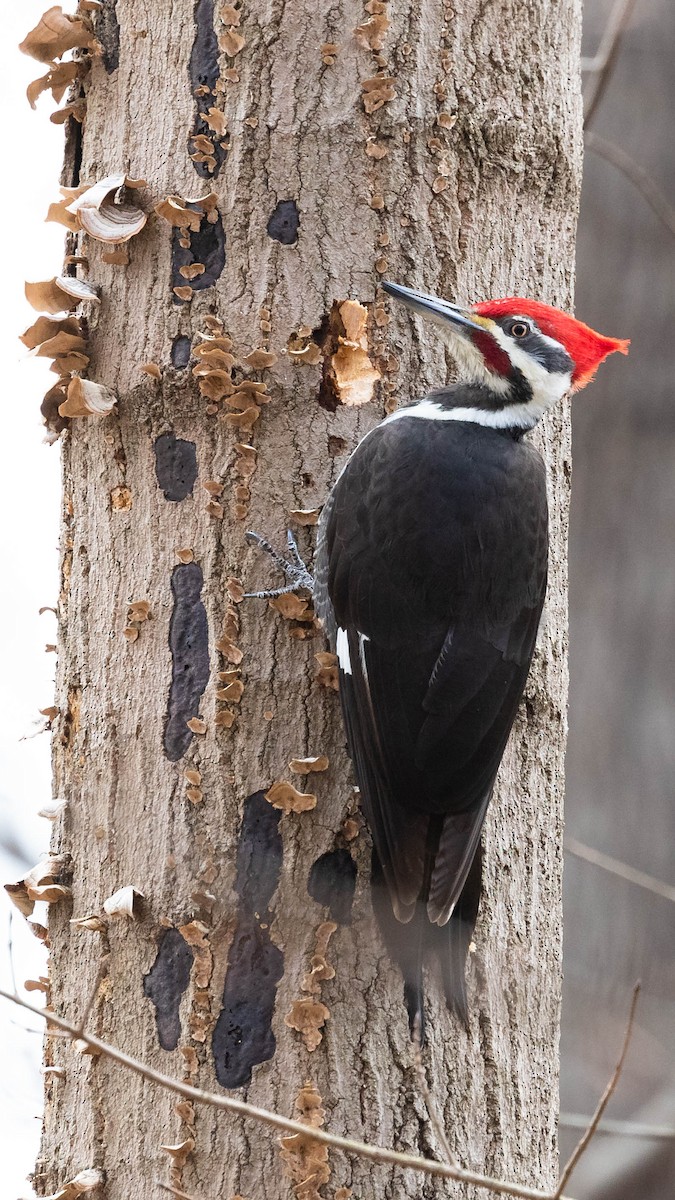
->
[[1, 0, 673, 1196], [561, 0, 675, 1192]]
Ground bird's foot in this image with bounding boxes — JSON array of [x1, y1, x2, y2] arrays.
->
[[244, 529, 315, 598]]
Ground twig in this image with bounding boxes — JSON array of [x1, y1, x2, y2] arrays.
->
[[154, 1181, 200, 1200], [560, 1113, 675, 1142], [0, 986, 576, 1200], [566, 838, 675, 904], [554, 982, 640, 1197], [412, 1038, 458, 1167], [582, 0, 637, 127], [585, 131, 675, 241]]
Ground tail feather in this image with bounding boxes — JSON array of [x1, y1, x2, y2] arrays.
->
[[440, 843, 482, 1029], [371, 850, 427, 1042], [371, 843, 483, 1038]]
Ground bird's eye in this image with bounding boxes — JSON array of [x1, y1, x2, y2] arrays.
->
[[508, 320, 530, 339]]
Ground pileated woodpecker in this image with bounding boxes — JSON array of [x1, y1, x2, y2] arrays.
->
[[249, 282, 628, 1035]]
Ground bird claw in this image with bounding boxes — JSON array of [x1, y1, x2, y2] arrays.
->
[[244, 530, 315, 598]]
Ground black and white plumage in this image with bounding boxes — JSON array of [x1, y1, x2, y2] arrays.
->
[[310, 282, 628, 1032]]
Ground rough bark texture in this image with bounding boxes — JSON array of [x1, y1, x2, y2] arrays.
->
[[37, 1, 582, 1197]]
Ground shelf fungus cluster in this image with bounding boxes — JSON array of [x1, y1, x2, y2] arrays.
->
[[21, 303, 114, 438], [48, 174, 148, 268], [24, 174, 151, 435], [39, 1168, 105, 1200], [5, 854, 71, 918], [214, 580, 245, 730], [189, 314, 276, 520], [284, 920, 337, 1052], [280, 1082, 331, 1200], [20, 3, 102, 124], [155, 191, 224, 301]]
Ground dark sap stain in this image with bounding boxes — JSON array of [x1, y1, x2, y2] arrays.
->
[[171, 210, 226, 304], [153, 433, 198, 501], [97, 0, 120, 73], [212, 792, 284, 1088], [267, 200, 300, 245], [308, 848, 357, 925], [234, 790, 284, 916], [164, 563, 210, 762], [171, 335, 192, 369], [189, 0, 225, 179], [143, 928, 194, 1051]]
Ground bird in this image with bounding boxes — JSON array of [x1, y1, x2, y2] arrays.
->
[[248, 281, 628, 1037]]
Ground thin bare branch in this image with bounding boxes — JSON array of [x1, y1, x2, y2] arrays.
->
[[0, 986, 577, 1200], [560, 1113, 675, 1142], [554, 982, 640, 1197], [413, 1038, 458, 1167], [582, 0, 638, 127], [566, 837, 675, 904], [585, 132, 675, 241]]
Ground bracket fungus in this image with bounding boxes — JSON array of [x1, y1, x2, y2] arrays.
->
[[265, 780, 317, 813], [19, 6, 101, 65], [280, 1083, 331, 1199], [27, 59, 86, 108], [40, 1168, 105, 1200], [361, 73, 397, 114], [355, 13, 390, 51], [102, 885, 144, 918], [58, 378, 116, 419], [5, 854, 71, 918], [25, 275, 100, 315], [314, 650, 339, 690], [66, 173, 147, 242], [289, 755, 329, 774], [289, 508, 319, 526]]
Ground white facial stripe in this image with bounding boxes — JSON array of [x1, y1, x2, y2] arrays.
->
[[489, 324, 571, 415], [382, 398, 559, 431]]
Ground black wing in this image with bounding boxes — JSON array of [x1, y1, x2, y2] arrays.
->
[[315, 416, 548, 934]]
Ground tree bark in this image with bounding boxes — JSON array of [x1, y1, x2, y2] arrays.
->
[[35, 0, 582, 1197]]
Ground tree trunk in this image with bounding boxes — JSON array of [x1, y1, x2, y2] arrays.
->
[[35, 0, 581, 1196]]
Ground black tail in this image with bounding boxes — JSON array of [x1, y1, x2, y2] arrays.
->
[[371, 850, 427, 1041], [371, 844, 483, 1038]]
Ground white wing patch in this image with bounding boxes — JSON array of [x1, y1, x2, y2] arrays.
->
[[336, 627, 352, 675], [358, 631, 370, 676]]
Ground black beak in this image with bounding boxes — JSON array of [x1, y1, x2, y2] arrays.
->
[[382, 281, 485, 335]]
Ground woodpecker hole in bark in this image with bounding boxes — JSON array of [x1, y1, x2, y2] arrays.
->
[[267, 199, 300, 245], [212, 792, 284, 1087], [171, 335, 192, 369], [317, 299, 380, 411], [143, 928, 195, 1051], [171, 211, 225, 302], [308, 848, 357, 924], [97, 0, 120, 74], [189, 0, 225, 178], [153, 433, 198, 501], [164, 563, 210, 762]]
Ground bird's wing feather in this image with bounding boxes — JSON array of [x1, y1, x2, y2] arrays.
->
[[315, 417, 548, 920]]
